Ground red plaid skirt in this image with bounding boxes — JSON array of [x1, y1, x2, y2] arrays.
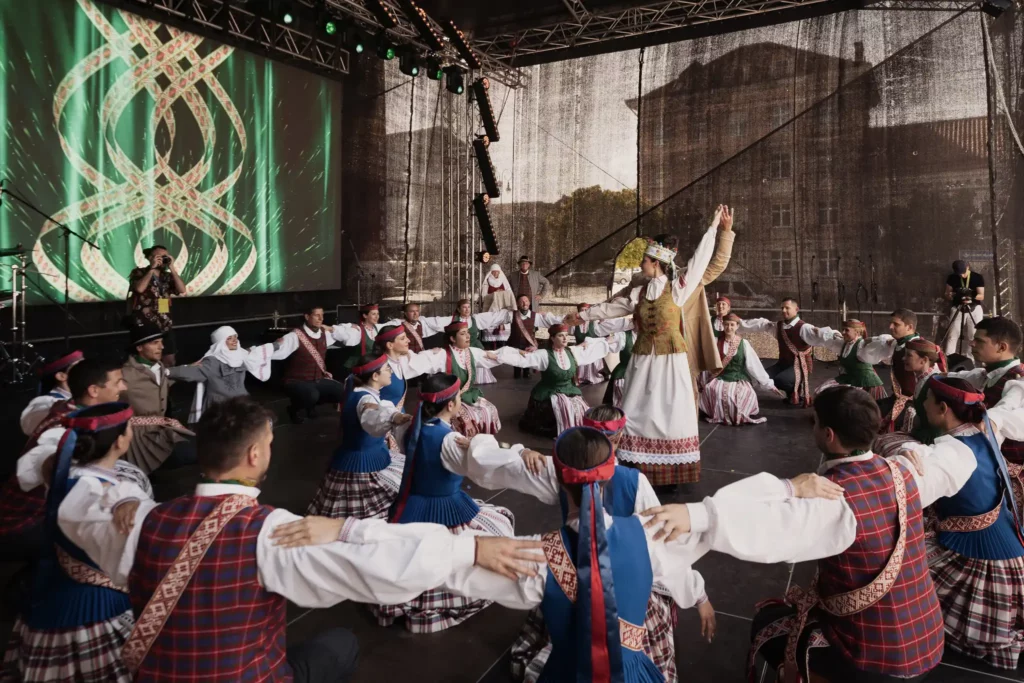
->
[[306, 454, 405, 520], [0, 477, 45, 539], [930, 547, 1024, 669], [1, 610, 134, 682], [451, 399, 501, 438], [371, 503, 514, 633]]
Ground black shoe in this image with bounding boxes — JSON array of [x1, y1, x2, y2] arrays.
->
[[288, 407, 304, 424]]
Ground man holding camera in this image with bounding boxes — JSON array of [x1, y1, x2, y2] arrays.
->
[[942, 259, 984, 357], [128, 245, 187, 367]]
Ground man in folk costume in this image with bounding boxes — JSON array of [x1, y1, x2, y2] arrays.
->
[[440, 321, 506, 437], [20, 350, 83, 436], [399, 303, 431, 353], [741, 298, 838, 406], [642, 386, 977, 683], [861, 309, 924, 432], [507, 294, 564, 379], [331, 303, 403, 372], [511, 255, 550, 313], [107, 396, 543, 682], [711, 296, 732, 337], [872, 338, 948, 459], [913, 376, 1024, 669], [480, 264, 515, 349], [272, 306, 346, 424], [566, 206, 727, 486], [120, 322, 197, 473], [812, 320, 888, 400]]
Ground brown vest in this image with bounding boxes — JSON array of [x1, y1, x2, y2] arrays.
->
[[282, 329, 328, 383]]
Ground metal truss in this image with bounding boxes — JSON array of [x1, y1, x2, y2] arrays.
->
[[860, 0, 981, 9], [100, 0, 350, 78]]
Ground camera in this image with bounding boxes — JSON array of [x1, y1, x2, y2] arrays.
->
[[158, 255, 171, 267]]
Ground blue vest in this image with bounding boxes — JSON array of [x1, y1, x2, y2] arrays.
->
[[935, 431, 1024, 561], [396, 419, 480, 527], [539, 516, 663, 683], [379, 366, 406, 410], [27, 476, 132, 630], [331, 389, 391, 473], [560, 466, 640, 520]]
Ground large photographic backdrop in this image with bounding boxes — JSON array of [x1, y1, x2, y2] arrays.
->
[[0, 0, 341, 304]]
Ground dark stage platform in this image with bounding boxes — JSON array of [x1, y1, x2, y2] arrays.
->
[[1, 364, 1019, 682]]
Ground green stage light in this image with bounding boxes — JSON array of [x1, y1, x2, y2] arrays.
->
[[426, 57, 444, 80], [324, 20, 337, 35]]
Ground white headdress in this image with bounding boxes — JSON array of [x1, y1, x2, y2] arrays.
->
[[480, 263, 512, 297], [187, 326, 273, 423]]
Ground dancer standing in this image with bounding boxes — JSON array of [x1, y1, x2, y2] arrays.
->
[[813, 319, 888, 400], [331, 303, 401, 371], [566, 206, 728, 485], [604, 325, 635, 408], [697, 314, 783, 425]]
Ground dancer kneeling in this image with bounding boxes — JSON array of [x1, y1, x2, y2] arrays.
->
[[495, 325, 616, 438], [697, 314, 783, 425], [443, 321, 505, 437], [372, 373, 515, 633], [307, 354, 412, 519], [814, 319, 888, 400]]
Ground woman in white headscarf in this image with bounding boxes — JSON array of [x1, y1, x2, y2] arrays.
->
[[479, 264, 515, 349], [168, 326, 275, 423]]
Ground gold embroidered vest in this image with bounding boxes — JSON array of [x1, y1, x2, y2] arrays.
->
[[632, 281, 686, 356]]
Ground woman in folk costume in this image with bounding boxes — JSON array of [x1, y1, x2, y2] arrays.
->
[[372, 373, 515, 633], [912, 376, 1024, 669], [604, 324, 636, 408], [420, 299, 514, 386], [813, 319, 889, 400], [494, 325, 619, 438], [567, 207, 726, 486], [697, 314, 784, 425], [710, 297, 732, 337], [873, 339, 947, 459], [442, 320, 505, 437], [3, 403, 152, 683], [306, 353, 412, 519], [570, 304, 606, 385], [20, 351, 83, 436], [480, 264, 515, 349], [167, 326, 274, 423], [374, 324, 448, 450], [447, 426, 713, 682]]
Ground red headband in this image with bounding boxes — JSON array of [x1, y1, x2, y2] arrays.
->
[[576, 303, 591, 311], [548, 324, 568, 336], [377, 326, 405, 344], [39, 350, 83, 376], [716, 296, 731, 305], [352, 354, 389, 375], [63, 405, 134, 432], [445, 321, 469, 335], [421, 378, 462, 403], [552, 428, 616, 484], [582, 415, 627, 434], [722, 313, 742, 323], [906, 338, 941, 358], [927, 376, 985, 406], [843, 319, 867, 329]]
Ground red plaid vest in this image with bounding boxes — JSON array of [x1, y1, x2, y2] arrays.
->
[[985, 364, 1024, 464], [776, 320, 810, 365], [129, 497, 288, 682], [282, 328, 328, 384], [508, 312, 537, 350], [818, 457, 944, 677]]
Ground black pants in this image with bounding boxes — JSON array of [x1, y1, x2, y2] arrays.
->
[[751, 604, 930, 683], [767, 362, 796, 397], [284, 379, 345, 412], [513, 367, 533, 379], [287, 628, 359, 683]]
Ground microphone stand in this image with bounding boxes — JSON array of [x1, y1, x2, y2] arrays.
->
[[869, 254, 878, 335], [0, 183, 99, 348]]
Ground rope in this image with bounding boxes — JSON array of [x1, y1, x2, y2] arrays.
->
[[636, 46, 645, 237]]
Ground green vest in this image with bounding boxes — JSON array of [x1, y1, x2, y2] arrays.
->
[[716, 339, 751, 383], [448, 348, 482, 404], [610, 331, 634, 382], [342, 326, 374, 370], [468, 317, 483, 349], [835, 339, 884, 389], [574, 322, 597, 345], [531, 350, 581, 402]]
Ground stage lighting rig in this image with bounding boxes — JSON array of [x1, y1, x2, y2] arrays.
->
[[341, 23, 366, 54], [472, 137, 500, 198], [398, 0, 446, 52], [375, 34, 397, 60], [444, 66, 465, 94], [473, 194, 500, 256], [364, 0, 398, 29], [398, 47, 421, 77], [441, 19, 481, 70], [274, 0, 296, 24], [982, 0, 1012, 16], [425, 57, 445, 80], [471, 78, 499, 142]]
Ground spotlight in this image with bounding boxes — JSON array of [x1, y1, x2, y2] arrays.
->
[[473, 194, 499, 256], [376, 35, 397, 60], [398, 1, 446, 52], [342, 24, 366, 54], [471, 78, 499, 142], [276, 0, 296, 24], [472, 137, 500, 198], [445, 66, 465, 95], [441, 19, 481, 70], [425, 57, 444, 80], [982, 0, 1011, 17], [365, 0, 398, 29], [399, 48, 421, 77]]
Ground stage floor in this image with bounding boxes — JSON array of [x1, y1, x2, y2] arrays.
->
[[3, 364, 1020, 682]]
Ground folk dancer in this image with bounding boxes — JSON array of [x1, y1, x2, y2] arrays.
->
[[480, 264, 515, 349], [913, 376, 1024, 669], [167, 326, 274, 423], [374, 324, 447, 449], [741, 298, 838, 406], [20, 350, 83, 436], [644, 386, 976, 683], [374, 374, 516, 633], [566, 207, 726, 485], [271, 306, 346, 424], [119, 322, 197, 473], [3, 403, 149, 683], [696, 314, 784, 425], [420, 299, 513, 385], [861, 309, 924, 432], [813, 319, 889, 400], [400, 303, 430, 353], [711, 296, 731, 337], [440, 321, 505, 437], [331, 303, 403, 372], [511, 255, 550, 312], [306, 354, 412, 520], [507, 295, 564, 380], [101, 397, 542, 681], [494, 325, 618, 438], [571, 304, 606, 385], [872, 339, 946, 458]]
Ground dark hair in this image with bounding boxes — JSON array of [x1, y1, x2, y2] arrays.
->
[[890, 308, 917, 329], [350, 354, 384, 387], [374, 325, 402, 355], [40, 373, 62, 394], [927, 377, 986, 425], [813, 386, 880, 450], [143, 244, 168, 259], [420, 373, 460, 420], [977, 317, 1023, 354], [585, 404, 625, 424], [68, 358, 122, 402], [446, 326, 465, 344], [304, 305, 324, 316], [782, 297, 800, 308], [556, 428, 613, 508], [650, 233, 678, 250], [70, 404, 131, 465], [952, 260, 968, 274], [196, 396, 274, 475]]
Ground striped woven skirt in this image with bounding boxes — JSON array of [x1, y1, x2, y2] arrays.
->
[[519, 394, 590, 439], [1, 610, 134, 683], [371, 503, 514, 633], [930, 547, 1024, 669], [452, 398, 501, 438], [476, 365, 497, 385], [697, 376, 765, 426], [306, 453, 405, 520], [576, 361, 604, 386], [815, 378, 888, 401]]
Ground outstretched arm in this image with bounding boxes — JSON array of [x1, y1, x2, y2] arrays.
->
[[675, 206, 725, 303], [698, 207, 735, 288]]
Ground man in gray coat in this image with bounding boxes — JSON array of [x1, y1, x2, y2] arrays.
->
[[511, 256, 550, 313]]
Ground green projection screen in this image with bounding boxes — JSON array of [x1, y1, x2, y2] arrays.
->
[[0, 0, 342, 304]]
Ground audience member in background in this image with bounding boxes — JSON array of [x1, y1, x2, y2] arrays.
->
[[506, 295, 564, 380], [126, 245, 186, 367], [272, 305, 345, 424], [168, 325, 274, 423], [120, 322, 196, 473], [862, 309, 924, 433], [511, 255, 550, 312], [942, 259, 985, 357], [20, 350, 83, 435], [479, 263, 515, 349]]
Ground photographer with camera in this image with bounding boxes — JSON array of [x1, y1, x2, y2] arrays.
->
[[127, 244, 187, 366], [942, 259, 984, 357]]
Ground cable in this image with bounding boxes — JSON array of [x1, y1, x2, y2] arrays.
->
[[636, 46, 645, 237]]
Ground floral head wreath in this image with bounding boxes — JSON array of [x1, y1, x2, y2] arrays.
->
[[644, 238, 678, 266]]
